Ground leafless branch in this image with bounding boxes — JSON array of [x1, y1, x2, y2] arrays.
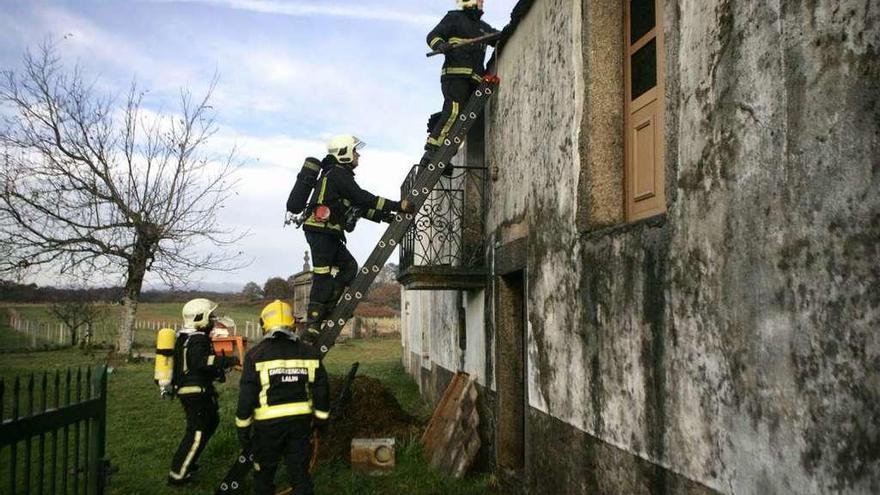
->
[[0, 42, 247, 353]]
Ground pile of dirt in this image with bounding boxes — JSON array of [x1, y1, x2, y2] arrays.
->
[[318, 374, 423, 463]]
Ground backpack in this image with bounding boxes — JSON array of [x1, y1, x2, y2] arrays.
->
[[286, 157, 324, 215]]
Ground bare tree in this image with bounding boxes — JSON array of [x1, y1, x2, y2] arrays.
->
[[0, 43, 245, 355], [49, 297, 107, 347]]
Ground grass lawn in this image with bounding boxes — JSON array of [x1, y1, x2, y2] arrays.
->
[[0, 339, 495, 495]]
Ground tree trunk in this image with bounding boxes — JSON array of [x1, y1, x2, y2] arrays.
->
[[117, 259, 147, 355]]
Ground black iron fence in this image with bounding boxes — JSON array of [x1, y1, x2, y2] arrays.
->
[[399, 162, 488, 270], [0, 364, 111, 495]]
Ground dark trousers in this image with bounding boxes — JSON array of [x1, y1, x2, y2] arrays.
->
[[426, 78, 479, 149], [305, 230, 358, 324], [252, 419, 314, 495], [169, 392, 219, 480]]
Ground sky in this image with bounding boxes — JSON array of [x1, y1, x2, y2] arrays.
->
[[0, 0, 517, 292]]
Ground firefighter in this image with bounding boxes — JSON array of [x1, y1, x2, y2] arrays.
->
[[421, 0, 499, 168], [236, 300, 330, 495], [168, 298, 237, 485], [300, 134, 413, 344]]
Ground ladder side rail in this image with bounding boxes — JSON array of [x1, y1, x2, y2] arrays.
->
[[317, 78, 498, 355]]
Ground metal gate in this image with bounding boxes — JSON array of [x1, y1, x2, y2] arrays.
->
[[0, 364, 111, 495]]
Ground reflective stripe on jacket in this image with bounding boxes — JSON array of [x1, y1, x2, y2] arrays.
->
[[235, 335, 330, 426], [302, 156, 400, 237], [427, 9, 498, 80]]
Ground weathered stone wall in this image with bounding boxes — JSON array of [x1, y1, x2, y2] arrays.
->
[[405, 0, 878, 493], [664, 1, 879, 492]]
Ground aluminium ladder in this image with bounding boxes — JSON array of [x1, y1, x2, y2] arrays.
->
[[315, 74, 500, 356]]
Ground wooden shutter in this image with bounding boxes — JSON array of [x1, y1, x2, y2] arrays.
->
[[625, 0, 665, 220]]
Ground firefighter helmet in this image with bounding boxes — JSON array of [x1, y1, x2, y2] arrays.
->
[[260, 300, 296, 334], [457, 0, 481, 8], [182, 298, 218, 330], [327, 135, 365, 164]]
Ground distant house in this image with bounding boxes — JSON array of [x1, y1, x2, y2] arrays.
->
[[400, 1, 879, 493]]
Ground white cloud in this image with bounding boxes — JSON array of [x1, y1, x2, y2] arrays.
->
[[150, 0, 437, 26]]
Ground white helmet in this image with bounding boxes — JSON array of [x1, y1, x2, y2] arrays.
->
[[182, 298, 218, 330], [327, 135, 366, 164], [457, 0, 480, 8]]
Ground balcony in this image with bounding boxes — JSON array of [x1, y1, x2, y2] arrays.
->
[[397, 128, 489, 290]]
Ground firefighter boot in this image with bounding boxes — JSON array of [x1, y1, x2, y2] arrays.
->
[[302, 302, 326, 346]]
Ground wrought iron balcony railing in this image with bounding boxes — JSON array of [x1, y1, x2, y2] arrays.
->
[[397, 161, 489, 290]]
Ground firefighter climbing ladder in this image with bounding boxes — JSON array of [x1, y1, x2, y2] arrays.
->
[[316, 74, 500, 356]]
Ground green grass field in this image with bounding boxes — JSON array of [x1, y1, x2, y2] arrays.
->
[[0, 339, 495, 495]]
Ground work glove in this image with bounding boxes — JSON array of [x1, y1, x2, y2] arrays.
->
[[237, 426, 252, 451], [435, 42, 453, 53], [159, 385, 173, 400], [380, 211, 397, 223], [302, 328, 321, 347], [399, 199, 415, 214]]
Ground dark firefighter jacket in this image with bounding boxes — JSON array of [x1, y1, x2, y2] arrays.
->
[[427, 9, 499, 81], [235, 334, 330, 430], [302, 156, 400, 237], [173, 330, 235, 396]]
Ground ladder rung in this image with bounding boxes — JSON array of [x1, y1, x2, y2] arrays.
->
[[316, 76, 500, 356]]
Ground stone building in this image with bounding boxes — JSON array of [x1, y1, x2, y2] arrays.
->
[[399, 1, 878, 493]]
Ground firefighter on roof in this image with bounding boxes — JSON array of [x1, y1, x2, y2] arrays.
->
[[421, 0, 499, 167], [168, 298, 237, 485], [299, 134, 413, 345], [236, 300, 330, 495]]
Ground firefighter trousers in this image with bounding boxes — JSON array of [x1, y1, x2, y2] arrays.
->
[[252, 419, 314, 495], [169, 392, 219, 480], [305, 230, 358, 324], [426, 78, 479, 149]]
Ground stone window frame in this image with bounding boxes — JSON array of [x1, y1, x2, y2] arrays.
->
[[577, 0, 674, 232]]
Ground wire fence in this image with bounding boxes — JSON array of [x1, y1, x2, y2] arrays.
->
[[1, 314, 398, 352]]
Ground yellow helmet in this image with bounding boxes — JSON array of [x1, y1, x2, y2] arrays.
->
[[327, 135, 365, 164], [182, 298, 218, 330], [260, 300, 295, 334], [457, 0, 480, 8]]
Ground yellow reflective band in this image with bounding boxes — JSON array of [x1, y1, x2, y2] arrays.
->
[[304, 219, 342, 231], [317, 177, 328, 203], [259, 368, 270, 407], [255, 359, 321, 407], [442, 67, 475, 75], [236, 416, 254, 428], [449, 37, 465, 45], [471, 74, 483, 82], [207, 355, 215, 365], [426, 136, 441, 146], [255, 359, 321, 372], [170, 430, 202, 479], [177, 386, 205, 395], [254, 401, 314, 421], [439, 101, 460, 142], [430, 36, 444, 48], [303, 160, 320, 171], [376, 197, 385, 210], [313, 266, 331, 274], [314, 410, 330, 420]]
